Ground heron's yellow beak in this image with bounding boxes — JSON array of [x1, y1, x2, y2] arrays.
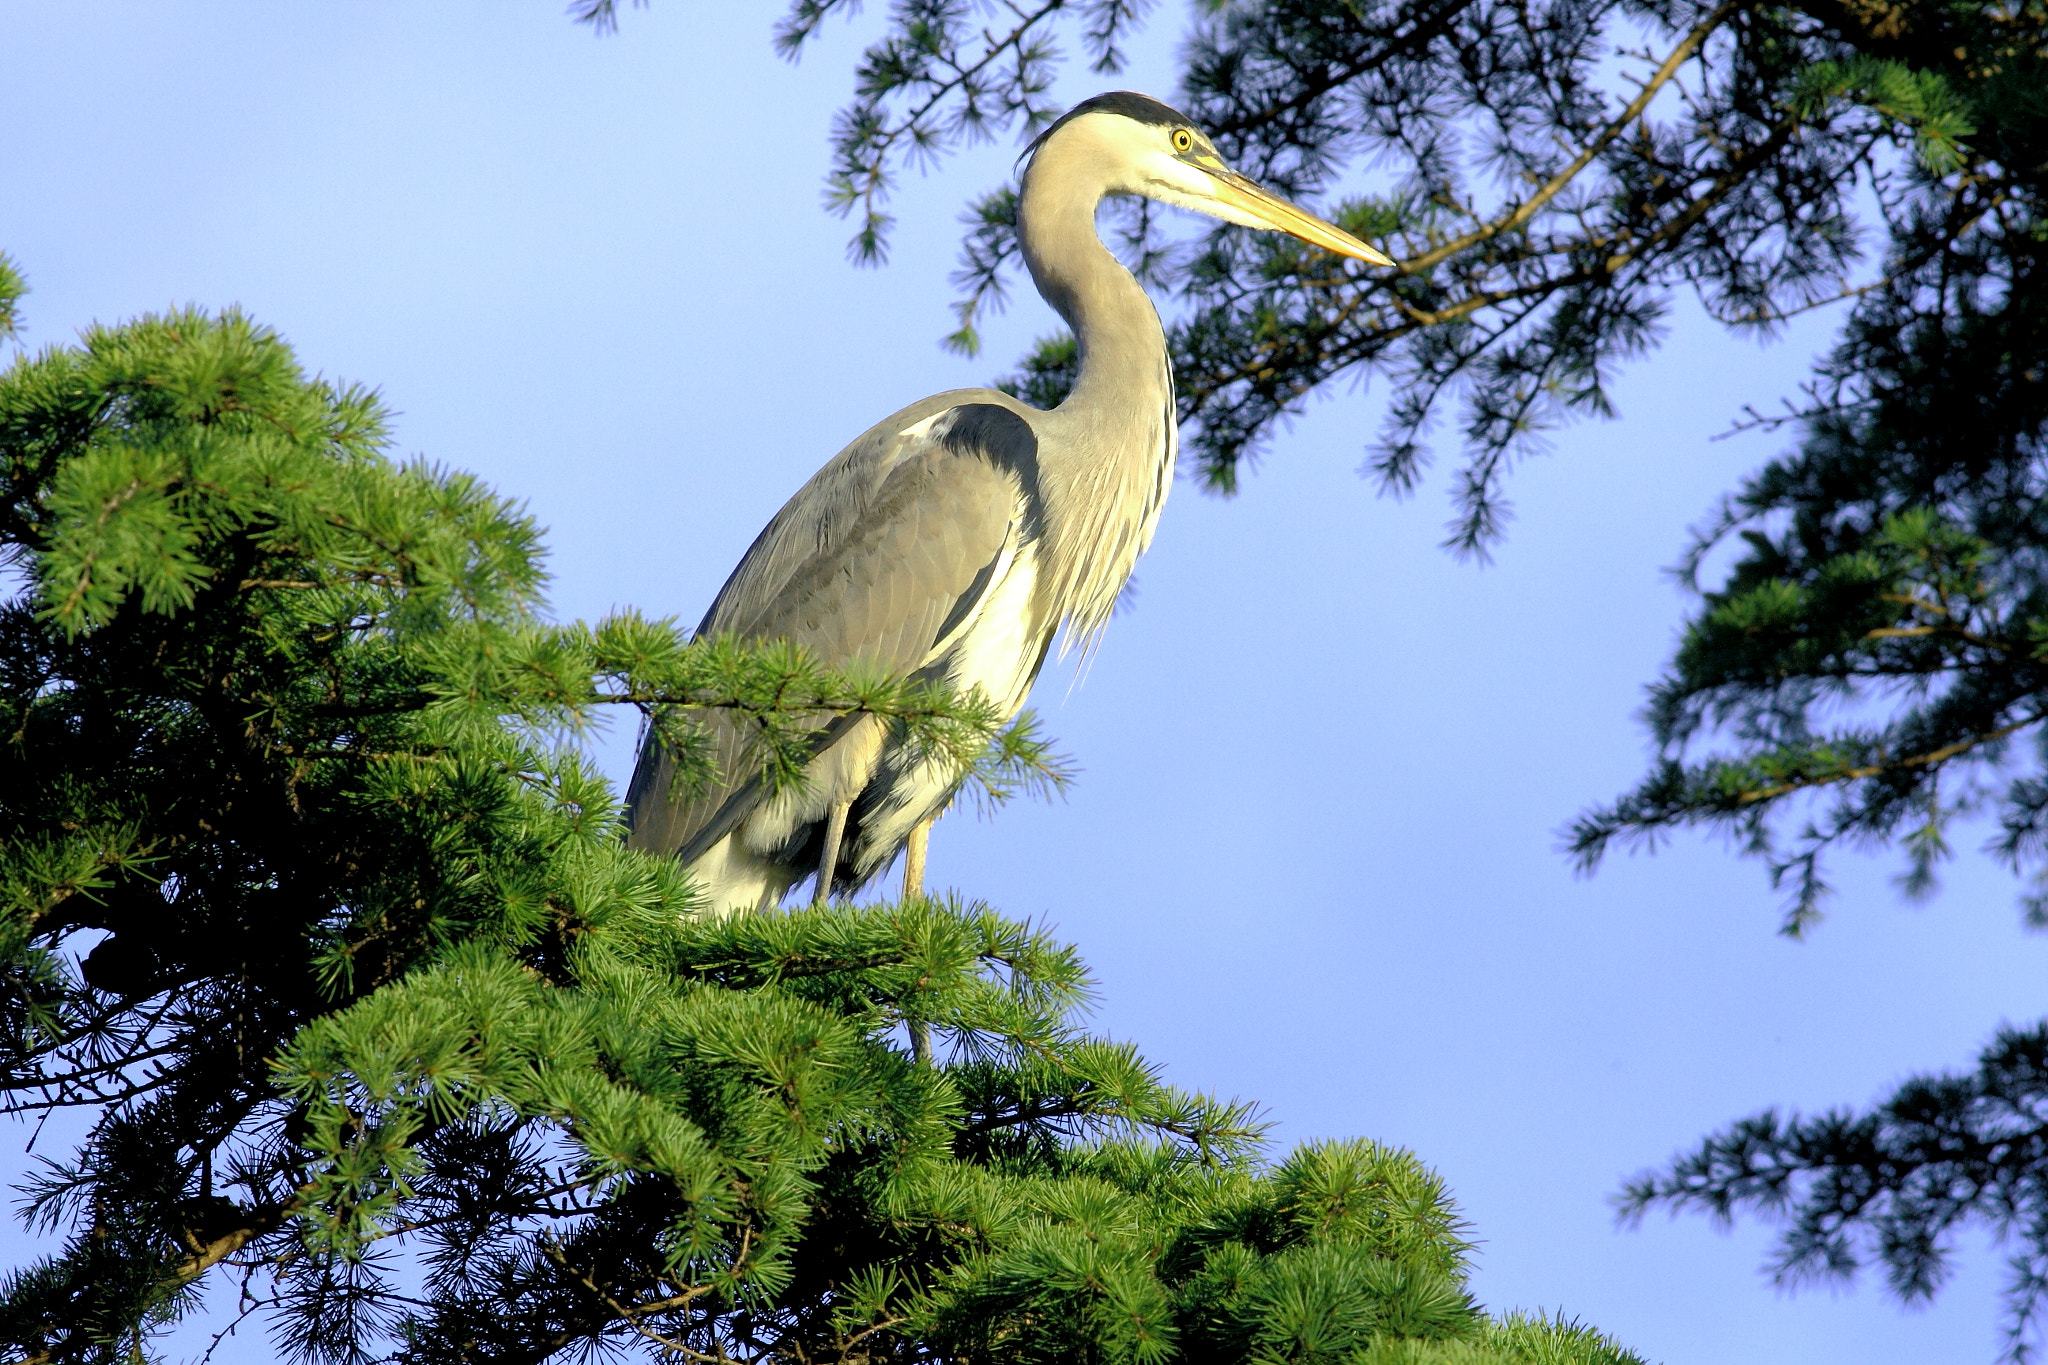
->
[[1205, 166, 1396, 267]]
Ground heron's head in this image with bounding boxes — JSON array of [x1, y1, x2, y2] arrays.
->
[[1021, 91, 1396, 267]]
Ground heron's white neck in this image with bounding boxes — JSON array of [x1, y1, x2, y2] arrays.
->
[[1018, 135, 1173, 417], [1015, 126, 1178, 650]]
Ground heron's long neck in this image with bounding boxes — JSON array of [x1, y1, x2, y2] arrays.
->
[[1017, 161, 1176, 648], [1019, 175, 1172, 421]]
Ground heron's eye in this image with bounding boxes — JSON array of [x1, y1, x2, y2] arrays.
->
[[1171, 129, 1193, 153]]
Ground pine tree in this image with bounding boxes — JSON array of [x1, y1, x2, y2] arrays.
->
[[567, 0, 2048, 1355], [1563, 115, 2048, 1357], [0, 266, 1647, 1362]]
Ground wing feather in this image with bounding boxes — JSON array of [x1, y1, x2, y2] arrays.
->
[[625, 400, 1039, 862]]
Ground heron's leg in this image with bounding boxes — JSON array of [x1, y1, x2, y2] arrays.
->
[[814, 799, 852, 905], [902, 816, 934, 900], [901, 813, 937, 1064]]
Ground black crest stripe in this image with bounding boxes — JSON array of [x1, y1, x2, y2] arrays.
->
[[1020, 90, 1192, 168]]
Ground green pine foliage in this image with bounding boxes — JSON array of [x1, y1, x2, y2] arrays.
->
[[1616, 1022, 2048, 1363], [1565, 71, 2048, 932], [270, 895, 1645, 1364], [0, 296, 1644, 1362], [0, 253, 25, 345], [0, 300, 1023, 1359], [1528, 4, 2048, 1356], [1566, 226, 2048, 1352]]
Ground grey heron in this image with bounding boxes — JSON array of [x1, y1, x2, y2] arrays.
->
[[624, 91, 1393, 914]]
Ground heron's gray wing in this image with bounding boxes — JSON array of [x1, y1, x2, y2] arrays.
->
[[624, 403, 1038, 861]]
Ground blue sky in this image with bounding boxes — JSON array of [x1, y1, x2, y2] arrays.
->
[[4, 5, 2040, 1362]]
